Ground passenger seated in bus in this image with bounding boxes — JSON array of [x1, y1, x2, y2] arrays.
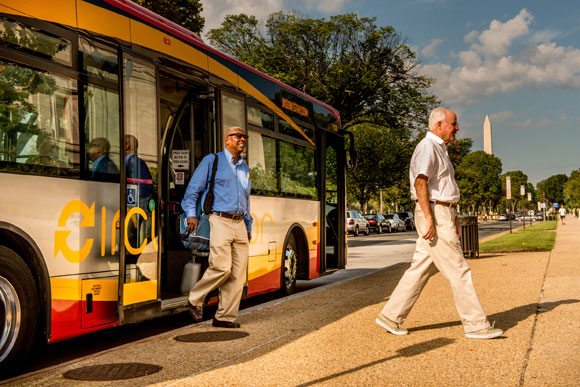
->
[[88, 137, 119, 180], [124, 134, 155, 252], [26, 133, 65, 167]]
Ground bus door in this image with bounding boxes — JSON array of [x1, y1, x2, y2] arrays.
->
[[158, 72, 214, 301], [321, 131, 346, 270], [119, 55, 161, 323]]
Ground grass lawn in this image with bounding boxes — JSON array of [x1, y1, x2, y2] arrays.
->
[[480, 220, 557, 253]]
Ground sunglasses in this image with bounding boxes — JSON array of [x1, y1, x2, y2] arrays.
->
[[227, 133, 248, 140]]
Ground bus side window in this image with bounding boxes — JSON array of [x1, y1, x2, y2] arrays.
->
[[0, 59, 78, 175], [81, 38, 120, 182]]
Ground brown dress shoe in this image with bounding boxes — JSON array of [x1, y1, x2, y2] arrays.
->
[[189, 304, 203, 322], [212, 318, 240, 328]]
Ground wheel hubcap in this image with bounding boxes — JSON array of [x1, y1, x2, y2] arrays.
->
[[284, 248, 297, 288], [0, 276, 21, 363]]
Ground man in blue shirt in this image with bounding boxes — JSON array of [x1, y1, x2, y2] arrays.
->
[[182, 126, 252, 328], [88, 137, 119, 180], [124, 134, 154, 254]]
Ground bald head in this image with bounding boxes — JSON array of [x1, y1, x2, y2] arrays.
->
[[224, 126, 247, 161], [429, 107, 459, 144]]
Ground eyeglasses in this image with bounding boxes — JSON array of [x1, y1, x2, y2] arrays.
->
[[442, 121, 459, 128], [227, 133, 248, 140]]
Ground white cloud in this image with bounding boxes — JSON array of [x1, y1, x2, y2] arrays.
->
[[302, 0, 349, 14], [201, 0, 349, 35], [201, 0, 283, 34], [489, 111, 515, 123], [421, 38, 443, 57], [421, 8, 580, 106], [512, 118, 551, 128], [464, 30, 478, 43]]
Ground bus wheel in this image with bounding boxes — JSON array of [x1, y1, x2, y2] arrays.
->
[[280, 233, 298, 296], [0, 246, 38, 375]]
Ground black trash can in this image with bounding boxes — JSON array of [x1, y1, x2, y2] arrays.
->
[[458, 216, 479, 258]]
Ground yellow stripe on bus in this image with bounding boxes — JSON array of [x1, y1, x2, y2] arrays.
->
[[77, 0, 131, 43], [0, 0, 77, 28], [130, 19, 209, 72], [123, 280, 157, 305], [51, 277, 118, 301]]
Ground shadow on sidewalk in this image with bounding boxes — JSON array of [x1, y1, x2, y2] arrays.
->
[[296, 337, 455, 386], [409, 299, 579, 333]]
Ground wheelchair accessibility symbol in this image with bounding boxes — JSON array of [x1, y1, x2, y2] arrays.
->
[[126, 184, 139, 207]]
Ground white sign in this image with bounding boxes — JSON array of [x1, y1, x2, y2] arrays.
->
[[506, 176, 512, 200], [537, 201, 541, 211], [172, 150, 190, 170], [527, 192, 532, 201], [520, 185, 525, 196], [541, 202, 546, 209], [175, 171, 185, 185]]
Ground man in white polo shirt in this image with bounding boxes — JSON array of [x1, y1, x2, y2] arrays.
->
[[376, 107, 503, 339]]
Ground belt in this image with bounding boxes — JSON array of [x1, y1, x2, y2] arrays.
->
[[416, 200, 458, 209], [212, 211, 244, 220], [432, 200, 457, 209]]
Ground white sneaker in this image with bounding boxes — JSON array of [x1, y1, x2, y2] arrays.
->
[[375, 314, 408, 335], [465, 322, 503, 339]]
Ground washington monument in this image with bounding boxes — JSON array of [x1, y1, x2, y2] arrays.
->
[[483, 115, 493, 155]]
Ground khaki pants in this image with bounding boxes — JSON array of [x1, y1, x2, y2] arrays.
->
[[189, 214, 249, 322], [380, 204, 490, 333]]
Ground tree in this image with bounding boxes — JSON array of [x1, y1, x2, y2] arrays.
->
[[564, 170, 580, 209], [455, 151, 502, 214], [501, 171, 529, 212], [346, 123, 413, 212], [207, 12, 438, 133], [447, 138, 473, 169], [134, 0, 204, 35], [537, 174, 568, 205]]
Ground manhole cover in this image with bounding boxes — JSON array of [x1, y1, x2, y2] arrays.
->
[[175, 330, 249, 342], [63, 363, 162, 381]]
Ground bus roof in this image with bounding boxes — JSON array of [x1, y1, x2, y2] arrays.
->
[[106, 0, 341, 124]]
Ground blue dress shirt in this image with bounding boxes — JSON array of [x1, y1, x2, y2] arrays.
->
[[182, 150, 253, 233]]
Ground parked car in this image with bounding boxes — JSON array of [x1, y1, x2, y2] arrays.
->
[[383, 213, 406, 232], [347, 210, 370, 236], [397, 211, 415, 231], [364, 214, 390, 233], [498, 213, 516, 221]]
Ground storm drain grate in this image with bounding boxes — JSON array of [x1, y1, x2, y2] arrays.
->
[[63, 363, 162, 381], [175, 330, 249, 342]]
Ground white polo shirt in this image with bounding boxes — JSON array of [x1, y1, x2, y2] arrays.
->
[[409, 131, 460, 203]]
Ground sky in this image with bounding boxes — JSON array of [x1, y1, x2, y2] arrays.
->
[[200, 0, 580, 185]]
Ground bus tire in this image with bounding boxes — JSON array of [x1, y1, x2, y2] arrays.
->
[[0, 246, 38, 375], [279, 233, 298, 296]]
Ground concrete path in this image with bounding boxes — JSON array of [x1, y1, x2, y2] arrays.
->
[[11, 218, 580, 386]]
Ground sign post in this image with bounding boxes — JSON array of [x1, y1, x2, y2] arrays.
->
[[520, 185, 526, 229], [506, 176, 512, 233]]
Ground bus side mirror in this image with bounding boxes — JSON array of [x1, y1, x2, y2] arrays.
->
[[340, 130, 358, 172]]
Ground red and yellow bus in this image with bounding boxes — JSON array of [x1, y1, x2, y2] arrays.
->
[[0, 0, 352, 370]]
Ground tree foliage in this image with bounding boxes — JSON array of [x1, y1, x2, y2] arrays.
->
[[501, 171, 529, 209], [346, 123, 413, 211], [207, 12, 438, 133], [564, 170, 580, 208], [537, 174, 568, 205], [447, 138, 473, 169], [455, 151, 502, 213], [134, 0, 204, 35]]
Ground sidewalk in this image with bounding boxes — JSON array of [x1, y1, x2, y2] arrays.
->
[[12, 219, 580, 386]]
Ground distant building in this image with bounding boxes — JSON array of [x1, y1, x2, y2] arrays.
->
[[483, 115, 493, 155]]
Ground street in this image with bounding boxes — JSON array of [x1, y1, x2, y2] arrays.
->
[[6, 221, 511, 381]]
